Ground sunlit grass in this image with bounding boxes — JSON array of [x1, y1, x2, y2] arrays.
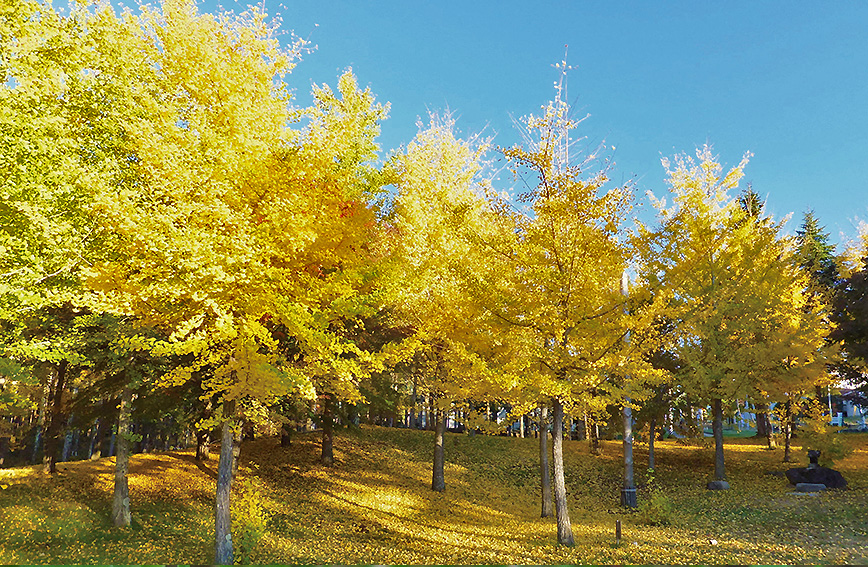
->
[[0, 427, 866, 564]]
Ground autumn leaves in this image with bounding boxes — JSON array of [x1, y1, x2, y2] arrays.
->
[[1, 0, 837, 560]]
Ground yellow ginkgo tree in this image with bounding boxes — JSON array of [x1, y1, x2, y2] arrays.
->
[[78, 0, 389, 563], [482, 88, 662, 546], [641, 146, 832, 486], [389, 113, 504, 492]]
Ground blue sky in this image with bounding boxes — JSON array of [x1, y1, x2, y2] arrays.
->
[[198, 0, 868, 246]]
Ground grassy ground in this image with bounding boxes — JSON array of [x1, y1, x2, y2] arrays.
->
[[0, 427, 866, 565]]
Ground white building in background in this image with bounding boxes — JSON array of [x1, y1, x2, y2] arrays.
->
[[839, 388, 867, 429]]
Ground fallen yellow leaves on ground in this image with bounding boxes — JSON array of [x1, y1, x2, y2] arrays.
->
[[1, 427, 866, 564]]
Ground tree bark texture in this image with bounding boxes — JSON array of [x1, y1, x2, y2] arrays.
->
[[551, 398, 574, 546], [215, 400, 237, 565], [111, 385, 133, 527], [432, 409, 446, 492], [43, 360, 69, 474], [539, 405, 552, 518], [321, 394, 334, 466], [712, 397, 726, 480]]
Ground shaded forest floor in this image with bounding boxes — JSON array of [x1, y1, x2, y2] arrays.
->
[[1, 426, 866, 564]]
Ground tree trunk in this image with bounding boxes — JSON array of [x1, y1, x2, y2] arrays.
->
[[427, 397, 436, 431], [755, 402, 768, 437], [111, 385, 133, 527], [60, 418, 74, 462], [86, 421, 99, 460], [410, 376, 418, 429], [551, 398, 574, 546], [43, 360, 69, 474], [712, 397, 726, 480], [215, 400, 237, 566], [519, 414, 526, 438], [621, 399, 637, 508], [91, 404, 112, 460], [32, 377, 50, 464], [783, 400, 793, 462], [280, 423, 292, 447], [432, 409, 446, 492], [586, 413, 601, 455], [648, 416, 656, 470], [321, 394, 334, 466], [762, 411, 776, 449], [539, 405, 552, 517]]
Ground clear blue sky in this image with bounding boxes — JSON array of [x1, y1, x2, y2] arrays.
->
[[198, 0, 867, 246]]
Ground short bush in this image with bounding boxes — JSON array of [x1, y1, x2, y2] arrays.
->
[[637, 469, 674, 526]]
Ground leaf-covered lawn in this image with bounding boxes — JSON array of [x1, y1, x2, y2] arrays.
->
[[1, 427, 866, 564]]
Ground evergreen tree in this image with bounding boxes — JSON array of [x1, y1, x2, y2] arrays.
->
[[796, 211, 839, 291]]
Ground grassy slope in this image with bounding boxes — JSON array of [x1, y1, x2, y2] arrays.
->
[[0, 426, 866, 565]]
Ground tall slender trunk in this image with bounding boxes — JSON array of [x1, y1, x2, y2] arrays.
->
[[648, 416, 656, 470], [112, 385, 133, 527], [410, 376, 418, 429], [586, 412, 600, 455], [519, 414, 525, 438], [551, 398, 574, 546], [321, 394, 334, 466], [764, 412, 776, 449], [215, 400, 237, 565], [91, 401, 113, 460], [87, 420, 99, 460], [539, 405, 552, 517], [43, 360, 69, 474], [432, 408, 446, 492], [621, 399, 636, 508], [32, 377, 50, 464], [755, 402, 768, 437], [280, 423, 292, 447], [783, 400, 793, 462], [712, 398, 726, 480]]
